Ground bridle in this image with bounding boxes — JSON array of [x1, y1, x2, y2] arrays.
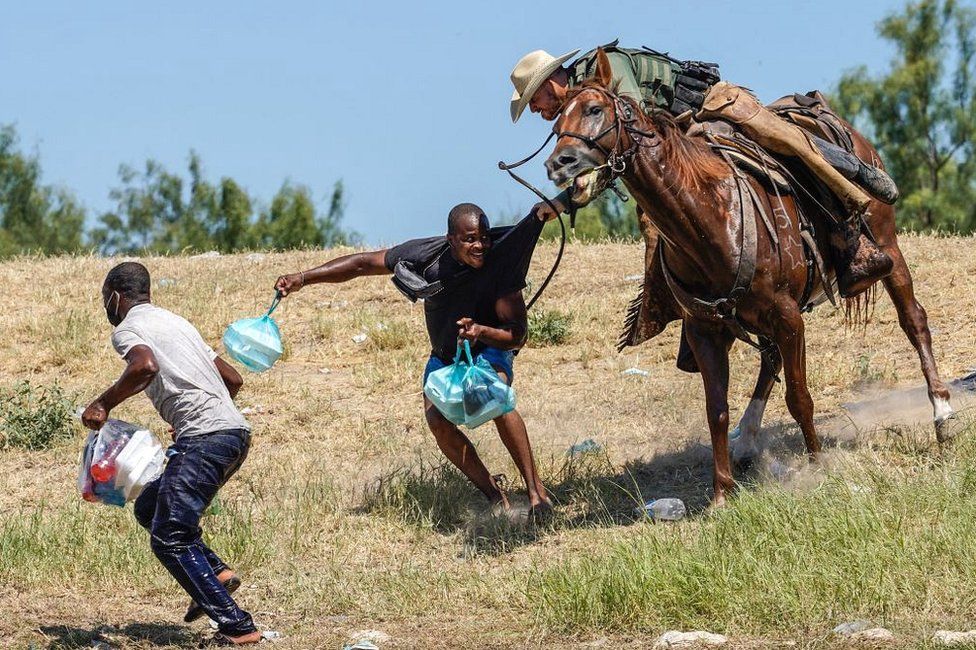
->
[[494, 84, 658, 310], [553, 85, 660, 178]]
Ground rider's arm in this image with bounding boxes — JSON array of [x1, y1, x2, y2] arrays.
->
[[456, 290, 528, 351], [275, 250, 391, 296], [607, 52, 644, 105]]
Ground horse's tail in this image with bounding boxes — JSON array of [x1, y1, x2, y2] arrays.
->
[[844, 283, 878, 328]]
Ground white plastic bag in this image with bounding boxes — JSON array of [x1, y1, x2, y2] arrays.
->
[[78, 418, 165, 506]]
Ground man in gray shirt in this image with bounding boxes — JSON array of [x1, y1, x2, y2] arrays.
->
[[82, 262, 261, 645]]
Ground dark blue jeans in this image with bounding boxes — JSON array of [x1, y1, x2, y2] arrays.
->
[[134, 428, 255, 636]]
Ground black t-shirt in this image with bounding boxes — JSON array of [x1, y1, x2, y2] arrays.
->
[[384, 215, 543, 362]]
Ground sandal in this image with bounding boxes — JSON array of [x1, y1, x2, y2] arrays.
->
[[184, 575, 242, 623]]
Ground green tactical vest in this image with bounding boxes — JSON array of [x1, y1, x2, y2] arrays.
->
[[568, 45, 681, 114]]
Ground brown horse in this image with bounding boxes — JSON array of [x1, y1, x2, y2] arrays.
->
[[545, 49, 954, 506]]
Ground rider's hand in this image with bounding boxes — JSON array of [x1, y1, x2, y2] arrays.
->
[[274, 273, 304, 297], [533, 199, 564, 222], [457, 317, 483, 343], [82, 400, 109, 431]]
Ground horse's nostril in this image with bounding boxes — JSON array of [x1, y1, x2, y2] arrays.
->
[[558, 154, 577, 167]]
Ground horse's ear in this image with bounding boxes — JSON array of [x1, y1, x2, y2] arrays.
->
[[593, 48, 613, 88]]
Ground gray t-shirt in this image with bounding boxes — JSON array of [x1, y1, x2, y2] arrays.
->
[[111, 303, 250, 439]]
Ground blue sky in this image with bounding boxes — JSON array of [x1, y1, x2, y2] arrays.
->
[[1, 1, 904, 246]]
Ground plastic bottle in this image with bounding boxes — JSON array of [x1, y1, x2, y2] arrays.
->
[[639, 498, 687, 521], [90, 429, 129, 483]]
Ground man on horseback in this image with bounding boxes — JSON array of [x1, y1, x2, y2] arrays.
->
[[509, 42, 900, 350]]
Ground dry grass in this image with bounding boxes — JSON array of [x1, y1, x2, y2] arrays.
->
[[0, 235, 975, 648]]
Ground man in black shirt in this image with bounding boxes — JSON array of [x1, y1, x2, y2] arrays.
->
[[274, 203, 552, 518]]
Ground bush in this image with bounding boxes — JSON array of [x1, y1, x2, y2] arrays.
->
[[0, 381, 76, 451], [528, 310, 572, 347]]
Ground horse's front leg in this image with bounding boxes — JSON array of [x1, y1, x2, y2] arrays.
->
[[685, 319, 736, 507], [772, 299, 821, 458]]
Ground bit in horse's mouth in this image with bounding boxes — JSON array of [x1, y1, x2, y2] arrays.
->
[[566, 168, 610, 207]]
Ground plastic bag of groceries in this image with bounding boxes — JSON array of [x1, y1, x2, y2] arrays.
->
[[460, 352, 516, 429], [78, 417, 165, 507], [223, 291, 284, 373], [423, 343, 470, 425], [423, 341, 516, 429]]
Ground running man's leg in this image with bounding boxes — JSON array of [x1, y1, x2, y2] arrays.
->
[[424, 397, 507, 505], [149, 430, 258, 639]]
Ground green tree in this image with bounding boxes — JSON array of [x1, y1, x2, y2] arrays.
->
[[90, 159, 186, 254], [93, 153, 353, 253], [0, 125, 86, 258], [834, 0, 976, 232], [212, 177, 253, 251], [253, 180, 356, 249]]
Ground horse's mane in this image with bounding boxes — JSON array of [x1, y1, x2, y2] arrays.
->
[[645, 109, 729, 197], [566, 80, 729, 197]]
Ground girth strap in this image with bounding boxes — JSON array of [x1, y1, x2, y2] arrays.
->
[[659, 174, 761, 349]]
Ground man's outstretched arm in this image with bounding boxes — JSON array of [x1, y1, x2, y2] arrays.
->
[[274, 250, 391, 296], [82, 345, 159, 430]]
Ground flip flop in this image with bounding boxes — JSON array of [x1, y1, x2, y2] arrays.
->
[[184, 575, 242, 623]]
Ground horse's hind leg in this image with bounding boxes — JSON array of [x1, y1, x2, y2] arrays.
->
[[880, 243, 954, 441], [773, 302, 822, 458], [731, 338, 783, 466]]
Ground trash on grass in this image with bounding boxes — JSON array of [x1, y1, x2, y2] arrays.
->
[[567, 438, 602, 456], [637, 498, 686, 521], [621, 367, 650, 377]]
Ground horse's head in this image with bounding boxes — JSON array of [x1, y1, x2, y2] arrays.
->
[[545, 48, 650, 205]]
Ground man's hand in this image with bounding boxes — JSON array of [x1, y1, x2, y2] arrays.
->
[[274, 273, 304, 297], [457, 317, 484, 343], [82, 400, 109, 431], [533, 198, 565, 222]]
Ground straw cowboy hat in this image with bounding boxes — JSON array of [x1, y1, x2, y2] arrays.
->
[[509, 48, 580, 122]]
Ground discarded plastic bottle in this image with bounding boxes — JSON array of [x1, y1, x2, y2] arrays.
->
[[90, 434, 127, 483], [640, 498, 686, 521]]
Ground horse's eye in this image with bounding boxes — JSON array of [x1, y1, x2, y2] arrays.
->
[[587, 105, 602, 116]]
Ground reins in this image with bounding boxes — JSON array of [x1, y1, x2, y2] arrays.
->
[[497, 138, 569, 312], [496, 89, 643, 310]]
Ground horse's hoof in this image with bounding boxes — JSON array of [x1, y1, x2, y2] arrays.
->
[[936, 413, 962, 445], [733, 453, 758, 473]]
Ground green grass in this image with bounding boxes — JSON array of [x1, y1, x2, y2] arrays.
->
[[0, 381, 77, 450], [530, 420, 976, 638], [528, 309, 572, 347]]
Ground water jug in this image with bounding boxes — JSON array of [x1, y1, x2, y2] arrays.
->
[[223, 292, 284, 372]]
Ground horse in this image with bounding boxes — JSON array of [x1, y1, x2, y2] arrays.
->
[[545, 49, 954, 506]]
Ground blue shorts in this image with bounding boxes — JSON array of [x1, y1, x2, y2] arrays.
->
[[423, 346, 515, 386]]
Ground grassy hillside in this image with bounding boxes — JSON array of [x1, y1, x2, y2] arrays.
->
[[1, 235, 975, 649]]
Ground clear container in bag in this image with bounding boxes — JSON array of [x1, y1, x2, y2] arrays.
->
[[78, 417, 165, 507]]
